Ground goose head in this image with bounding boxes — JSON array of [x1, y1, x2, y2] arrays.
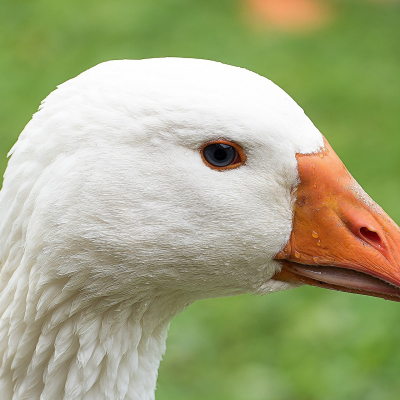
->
[[1, 58, 400, 399]]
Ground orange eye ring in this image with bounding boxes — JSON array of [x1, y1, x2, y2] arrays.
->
[[200, 139, 246, 171]]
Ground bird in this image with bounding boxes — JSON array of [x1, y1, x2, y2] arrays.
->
[[0, 58, 399, 400]]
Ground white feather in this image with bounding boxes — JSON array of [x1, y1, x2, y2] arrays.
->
[[0, 58, 323, 399]]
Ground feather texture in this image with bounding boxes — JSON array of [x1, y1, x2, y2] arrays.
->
[[0, 58, 324, 399]]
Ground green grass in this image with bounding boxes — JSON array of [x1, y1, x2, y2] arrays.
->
[[1, 0, 400, 399]]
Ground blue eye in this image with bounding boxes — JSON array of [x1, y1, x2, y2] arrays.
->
[[203, 143, 236, 167], [201, 140, 245, 170]]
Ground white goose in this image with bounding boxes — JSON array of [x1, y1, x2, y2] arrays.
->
[[1, 58, 400, 400]]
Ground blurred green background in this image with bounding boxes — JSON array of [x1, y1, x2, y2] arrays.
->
[[1, 0, 400, 399]]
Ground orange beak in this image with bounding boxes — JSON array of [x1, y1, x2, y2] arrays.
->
[[273, 137, 400, 301]]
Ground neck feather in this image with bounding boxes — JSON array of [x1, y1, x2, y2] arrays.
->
[[0, 286, 187, 400], [0, 158, 192, 400]]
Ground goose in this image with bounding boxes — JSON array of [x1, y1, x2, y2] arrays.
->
[[1, 58, 400, 400]]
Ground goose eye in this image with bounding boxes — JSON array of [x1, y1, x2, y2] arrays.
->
[[204, 143, 236, 166], [201, 140, 246, 170]]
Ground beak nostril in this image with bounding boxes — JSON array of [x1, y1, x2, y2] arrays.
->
[[360, 227, 382, 247]]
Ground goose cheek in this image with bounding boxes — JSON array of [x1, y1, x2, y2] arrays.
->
[[273, 137, 400, 301]]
